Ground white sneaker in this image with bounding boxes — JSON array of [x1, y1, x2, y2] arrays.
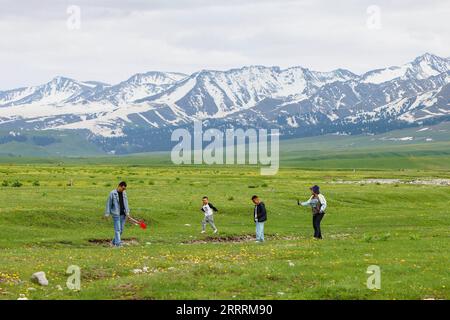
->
[[213, 229, 218, 234], [201, 230, 206, 234]]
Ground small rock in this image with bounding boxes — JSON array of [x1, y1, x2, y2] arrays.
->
[[132, 269, 143, 274], [288, 262, 295, 267], [184, 224, 191, 227], [27, 287, 36, 291], [145, 242, 152, 245], [167, 267, 176, 271], [31, 272, 48, 286], [56, 285, 63, 291], [142, 267, 149, 272], [17, 294, 28, 300], [277, 292, 285, 296]]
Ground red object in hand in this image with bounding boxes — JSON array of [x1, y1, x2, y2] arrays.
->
[[129, 217, 147, 230], [139, 221, 147, 230]]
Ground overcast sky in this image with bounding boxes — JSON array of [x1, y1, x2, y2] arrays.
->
[[0, 0, 449, 90]]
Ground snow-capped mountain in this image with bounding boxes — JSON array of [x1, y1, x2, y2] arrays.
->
[[0, 76, 101, 107], [361, 53, 450, 84], [0, 53, 449, 154], [136, 66, 357, 118], [88, 71, 187, 106]]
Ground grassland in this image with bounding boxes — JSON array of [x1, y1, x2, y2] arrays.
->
[[0, 162, 449, 300], [1, 124, 450, 300]]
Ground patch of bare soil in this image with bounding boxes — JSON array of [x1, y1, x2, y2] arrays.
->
[[183, 234, 301, 244], [185, 235, 255, 244], [332, 179, 450, 186], [87, 238, 139, 246], [328, 233, 351, 239]]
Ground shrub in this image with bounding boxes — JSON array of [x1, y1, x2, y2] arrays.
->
[[261, 183, 268, 188], [1, 180, 8, 187], [148, 181, 155, 185], [409, 234, 420, 240], [380, 233, 391, 241], [363, 234, 373, 243], [32, 180, 40, 187], [248, 185, 258, 189], [11, 180, 23, 188], [228, 196, 234, 201]]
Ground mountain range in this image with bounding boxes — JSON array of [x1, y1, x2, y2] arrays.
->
[[0, 53, 449, 154]]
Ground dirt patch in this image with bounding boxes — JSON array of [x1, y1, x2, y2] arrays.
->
[[81, 268, 110, 281], [332, 179, 450, 186], [183, 234, 301, 244], [333, 179, 400, 185], [184, 235, 256, 244], [407, 179, 450, 186], [328, 233, 351, 240], [87, 238, 139, 246], [112, 283, 143, 300]]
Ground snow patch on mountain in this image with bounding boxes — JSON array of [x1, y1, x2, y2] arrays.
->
[[1, 54, 450, 148], [362, 53, 450, 84]]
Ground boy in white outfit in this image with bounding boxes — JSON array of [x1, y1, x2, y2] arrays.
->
[[200, 196, 218, 234]]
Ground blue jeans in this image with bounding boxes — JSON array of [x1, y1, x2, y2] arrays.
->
[[255, 221, 265, 242], [112, 215, 127, 246]]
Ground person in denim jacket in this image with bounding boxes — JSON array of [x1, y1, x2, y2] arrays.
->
[[105, 181, 130, 247]]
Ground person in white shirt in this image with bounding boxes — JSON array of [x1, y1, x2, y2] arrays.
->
[[298, 185, 327, 239], [200, 196, 218, 234]]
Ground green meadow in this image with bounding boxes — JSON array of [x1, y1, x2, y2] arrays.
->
[[0, 126, 449, 300]]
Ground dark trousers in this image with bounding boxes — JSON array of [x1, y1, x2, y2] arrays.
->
[[312, 213, 324, 239]]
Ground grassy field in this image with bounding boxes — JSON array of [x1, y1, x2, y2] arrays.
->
[[0, 159, 449, 300]]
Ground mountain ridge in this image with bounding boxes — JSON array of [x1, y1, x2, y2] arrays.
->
[[0, 53, 449, 154]]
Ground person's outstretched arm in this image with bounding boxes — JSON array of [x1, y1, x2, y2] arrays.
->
[[209, 203, 218, 212], [299, 196, 313, 207]]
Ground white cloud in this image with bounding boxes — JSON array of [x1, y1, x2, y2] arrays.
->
[[0, 0, 449, 89]]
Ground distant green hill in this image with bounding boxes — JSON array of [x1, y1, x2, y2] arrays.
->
[[0, 130, 104, 157], [1, 122, 450, 170], [280, 121, 450, 170]]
